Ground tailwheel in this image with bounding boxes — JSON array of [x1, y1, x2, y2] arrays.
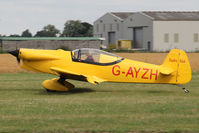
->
[[42, 77, 75, 92], [176, 85, 190, 93], [182, 87, 189, 93]]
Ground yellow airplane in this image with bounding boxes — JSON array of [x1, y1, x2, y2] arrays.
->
[[9, 48, 191, 93]]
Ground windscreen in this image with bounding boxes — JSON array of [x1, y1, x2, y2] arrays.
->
[[72, 48, 122, 64]]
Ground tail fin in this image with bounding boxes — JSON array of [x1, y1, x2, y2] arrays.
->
[[160, 49, 192, 84]]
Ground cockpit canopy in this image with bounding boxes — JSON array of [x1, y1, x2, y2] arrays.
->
[[72, 48, 123, 65]]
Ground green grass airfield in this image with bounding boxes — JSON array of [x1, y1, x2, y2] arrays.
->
[[0, 72, 199, 133]]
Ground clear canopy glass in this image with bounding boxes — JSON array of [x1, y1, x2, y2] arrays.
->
[[72, 48, 122, 64]]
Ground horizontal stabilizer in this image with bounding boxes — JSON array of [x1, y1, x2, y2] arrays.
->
[[159, 66, 174, 76]]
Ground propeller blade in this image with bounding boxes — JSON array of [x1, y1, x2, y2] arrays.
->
[[9, 50, 20, 63]]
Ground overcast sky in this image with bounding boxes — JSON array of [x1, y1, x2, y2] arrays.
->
[[0, 0, 198, 36]]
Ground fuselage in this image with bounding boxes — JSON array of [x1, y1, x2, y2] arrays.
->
[[17, 48, 191, 85]]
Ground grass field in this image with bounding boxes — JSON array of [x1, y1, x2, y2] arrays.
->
[[0, 72, 199, 133]]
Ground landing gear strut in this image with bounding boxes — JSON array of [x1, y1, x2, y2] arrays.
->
[[58, 75, 66, 85], [42, 76, 75, 92]]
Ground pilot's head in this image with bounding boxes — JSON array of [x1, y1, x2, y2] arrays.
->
[[86, 50, 91, 56]]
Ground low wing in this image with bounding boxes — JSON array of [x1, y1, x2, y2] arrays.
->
[[50, 67, 106, 85], [86, 76, 106, 85]]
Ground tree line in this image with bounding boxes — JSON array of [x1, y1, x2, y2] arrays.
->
[[0, 20, 93, 37]]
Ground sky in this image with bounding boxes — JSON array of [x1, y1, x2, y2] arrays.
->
[[0, 0, 199, 36]]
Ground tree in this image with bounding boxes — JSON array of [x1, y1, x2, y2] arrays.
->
[[21, 29, 32, 37], [62, 20, 85, 37], [81, 22, 93, 36], [0, 34, 6, 37], [62, 20, 93, 37], [35, 24, 60, 37], [87, 27, 93, 36], [9, 34, 20, 37]]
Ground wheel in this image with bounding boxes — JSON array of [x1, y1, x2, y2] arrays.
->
[[184, 89, 189, 93], [42, 78, 74, 92]]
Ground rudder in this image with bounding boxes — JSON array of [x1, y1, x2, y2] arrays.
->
[[177, 50, 192, 84]]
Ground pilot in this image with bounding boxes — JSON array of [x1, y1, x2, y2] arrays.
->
[[85, 50, 94, 62]]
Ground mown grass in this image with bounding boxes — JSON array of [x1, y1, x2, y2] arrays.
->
[[0, 72, 199, 133]]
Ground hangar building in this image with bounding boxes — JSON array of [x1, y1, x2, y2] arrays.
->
[[94, 11, 199, 52]]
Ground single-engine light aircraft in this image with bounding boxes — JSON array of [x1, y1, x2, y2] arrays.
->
[[9, 48, 191, 93]]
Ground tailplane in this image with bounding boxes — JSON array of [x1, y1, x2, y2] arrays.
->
[[160, 49, 191, 84]]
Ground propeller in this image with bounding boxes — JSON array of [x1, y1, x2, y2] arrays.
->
[[9, 50, 20, 63]]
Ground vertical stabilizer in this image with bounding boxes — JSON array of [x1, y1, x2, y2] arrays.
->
[[161, 49, 191, 84]]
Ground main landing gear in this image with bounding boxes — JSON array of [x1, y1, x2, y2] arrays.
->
[[42, 76, 75, 92]]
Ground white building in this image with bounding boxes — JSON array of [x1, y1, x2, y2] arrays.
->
[[94, 11, 199, 52]]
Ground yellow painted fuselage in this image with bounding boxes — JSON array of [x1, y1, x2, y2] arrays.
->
[[18, 48, 191, 86]]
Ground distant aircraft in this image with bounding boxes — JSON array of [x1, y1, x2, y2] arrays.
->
[[9, 48, 191, 93]]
